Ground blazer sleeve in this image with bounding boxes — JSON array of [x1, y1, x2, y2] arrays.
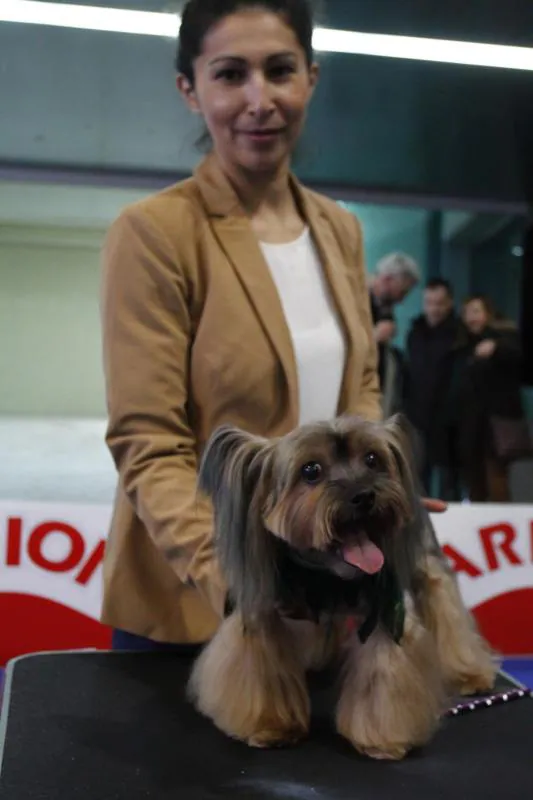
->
[[347, 214, 382, 422], [100, 206, 225, 618]]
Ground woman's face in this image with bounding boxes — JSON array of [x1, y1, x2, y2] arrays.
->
[[178, 8, 318, 177], [463, 300, 490, 334]]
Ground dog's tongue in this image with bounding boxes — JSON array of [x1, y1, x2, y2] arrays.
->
[[342, 535, 384, 575]]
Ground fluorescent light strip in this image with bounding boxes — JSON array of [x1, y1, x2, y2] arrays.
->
[[0, 0, 180, 36], [2, 0, 533, 71], [313, 28, 533, 71]]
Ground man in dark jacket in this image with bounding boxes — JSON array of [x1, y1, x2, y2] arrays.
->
[[368, 252, 420, 408], [405, 279, 465, 500]]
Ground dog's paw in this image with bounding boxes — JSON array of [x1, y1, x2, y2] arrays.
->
[[450, 651, 498, 696], [337, 717, 420, 763], [247, 726, 307, 749], [458, 667, 497, 696], [356, 744, 409, 761]]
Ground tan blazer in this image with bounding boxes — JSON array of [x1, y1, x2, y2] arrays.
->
[[100, 153, 381, 644]]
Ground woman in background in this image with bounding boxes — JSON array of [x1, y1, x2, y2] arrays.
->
[[459, 295, 529, 502]]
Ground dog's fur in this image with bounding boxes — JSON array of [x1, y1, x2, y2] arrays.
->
[[188, 414, 497, 760]]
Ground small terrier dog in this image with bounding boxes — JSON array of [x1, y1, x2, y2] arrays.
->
[[188, 415, 496, 760]]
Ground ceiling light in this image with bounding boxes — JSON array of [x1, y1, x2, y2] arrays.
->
[[313, 28, 533, 71], [2, 1, 533, 72], [0, 0, 180, 37]]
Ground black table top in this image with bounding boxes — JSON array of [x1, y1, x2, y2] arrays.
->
[[0, 651, 532, 800]]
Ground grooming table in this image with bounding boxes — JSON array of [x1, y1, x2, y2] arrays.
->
[[0, 652, 532, 800]]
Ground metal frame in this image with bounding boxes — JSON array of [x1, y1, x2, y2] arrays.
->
[[0, 160, 530, 216]]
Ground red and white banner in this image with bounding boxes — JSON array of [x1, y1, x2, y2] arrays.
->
[[1, 500, 532, 664], [434, 503, 533, 657], [0, 501, 111, 665]]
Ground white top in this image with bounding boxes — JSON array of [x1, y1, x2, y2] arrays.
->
[[260, 228, 346, 426]]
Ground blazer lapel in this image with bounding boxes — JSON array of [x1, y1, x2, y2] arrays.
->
[[194, 156, 299, 423]]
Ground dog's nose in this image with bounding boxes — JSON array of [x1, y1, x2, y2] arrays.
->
[[351, 490, 376, 511]]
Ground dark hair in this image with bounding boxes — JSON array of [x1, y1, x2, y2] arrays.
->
[[425, 278, 453, 298], [176, 0, 315, 84]]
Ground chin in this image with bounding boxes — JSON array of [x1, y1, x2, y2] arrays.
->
[[238, 153, 288, 176]]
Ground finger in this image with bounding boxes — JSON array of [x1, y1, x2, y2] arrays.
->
[[421, 497, 448, 513]]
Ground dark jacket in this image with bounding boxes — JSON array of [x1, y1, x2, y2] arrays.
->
[[370, 291, 395, 390], [456, 325, 526, 465], [404, 312, 465, 464]]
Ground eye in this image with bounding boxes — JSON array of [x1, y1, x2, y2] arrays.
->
[[267, 63, 296, 81], [300, 462, 323, 484], [214, 67, 245, 84], [364, 452, 379, 469]]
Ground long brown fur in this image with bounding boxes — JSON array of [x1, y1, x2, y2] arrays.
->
[[336, 599, 445, 760], [419, 554, 496, 695], [188, 612, 310, 747], [189, 414, 497, 760]]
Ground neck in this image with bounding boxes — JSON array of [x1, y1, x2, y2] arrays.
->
[[216, 155, 295, 217]]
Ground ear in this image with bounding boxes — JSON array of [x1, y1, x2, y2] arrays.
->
[[176, 73, 201, 114], [382, 414, 427, 588], [308, 61, 320, 95], [198, 425, 278, 624], [383, 413, 420, 496]]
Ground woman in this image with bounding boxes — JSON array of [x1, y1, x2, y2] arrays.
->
[[101, 0, 442, 652], [459, 295, 528, 502]]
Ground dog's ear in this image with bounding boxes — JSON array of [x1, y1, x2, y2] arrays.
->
[[382, 414, 427, 589], [198, 425, 278, 624], [383, 413, 420, 497], [383, 415, 452, 610], [198, 425, 255, 498]]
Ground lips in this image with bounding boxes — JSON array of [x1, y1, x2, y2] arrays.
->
[[239, 128, 285, 141]]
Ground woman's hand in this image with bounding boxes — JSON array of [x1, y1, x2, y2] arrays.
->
[[422, 497, 447, 513], [475, 339, 496, 358]]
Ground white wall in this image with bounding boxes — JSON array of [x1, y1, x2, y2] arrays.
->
[[0, 225, 106, 417], [0, 196, 429, 418]]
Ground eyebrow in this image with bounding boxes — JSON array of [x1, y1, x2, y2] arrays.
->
[[208, 51, 298, 66]]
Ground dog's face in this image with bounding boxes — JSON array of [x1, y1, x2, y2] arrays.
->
[[199, 415, 417, 610], [262, 417, 414, 579]]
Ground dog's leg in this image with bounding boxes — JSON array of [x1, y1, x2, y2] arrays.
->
[[336, 602, 444, 761], [420, 555, 497, 695], [187, 611, 310, 748]]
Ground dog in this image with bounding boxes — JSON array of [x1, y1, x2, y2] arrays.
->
[[188, 414, 497, 760]]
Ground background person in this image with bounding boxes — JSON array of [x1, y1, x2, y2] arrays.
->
[[405, 279, 464, 500], [458, 295, 531, 502]]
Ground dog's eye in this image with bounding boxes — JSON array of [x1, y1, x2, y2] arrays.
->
[[364, 452, 379, 469], [301, 462, 323, 484]]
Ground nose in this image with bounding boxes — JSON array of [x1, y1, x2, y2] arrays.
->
[[351, 490, 376, 511], [245, 73, 275, 117]]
